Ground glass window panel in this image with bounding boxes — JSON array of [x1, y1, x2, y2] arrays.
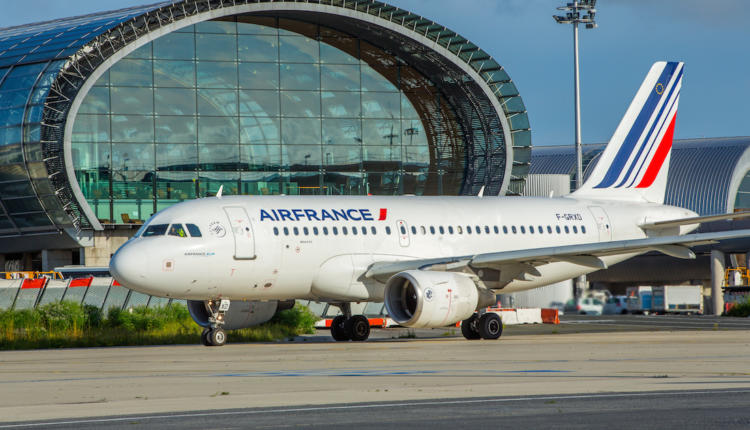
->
[[153, 32, 195, 60], [401, 94, 421, 119], [198, 116, 238, 144], [363, 145, 401, 163], [127, 43, 152, 59], [24, 104, 44, 124], [322, 118, 361, 146], [240, 117, 280, 145], [154, 60, 195, 88], [0, 108, 23, 127], [364, 171, 400, 195], [71, 141, 110, 170], [3, 197, 43, 214], [156, 143, 197, 170], [323, 172, 365, 195], [155, 116, 197, 144], [111, 86, 153, 115], [155, 88, 196, 116], [0, 63, 45, 90], [362, 119, 401, 146], [361, 65, 398, 92], [320, 38, 358, 64], [111, 143, 154, 172], [156, 171, 197, 202], [362, 92, 401, 118], [111, 115, 154, 143], [196, 34, 236, 61], [238, 35, 278, 62], [278, 19, 317, 38], [321, 64, 360, 91], [197, 61, 237, 88], [0, 125, 22, 144], [199, 144, 239, 168], [0, 180, 34, 198], [78, 87, 110, 114], [239, 89, 279, 117], [79, 171, 111, 201], [0, 89, 31, 108], [238, 62, 279, 89], [0, 143, 22, 164], [196, 20, 237, 34], [72, 114, 110, 142], [11, 212, 51, 228], [237, 16, 277, 35], [110, 59, 152, 86], [281, 172, 321, 195], [280, 63, 319, 90], [402, 171, 427, 195], [197, 88, 238, 116], [283, 144, 321, 170], [403, 145, 430, 170], [112, 199, 153, 224], [241, 144, 281, 171], [281, 118, 320, 146], [240, 171, 281, 195], [321, 91, 360, 118], [92, 70, 109, 87], [198, 171, 239, 197], [402, 120, 428, 146], [0, 164, 26, 182], [279, 35, 319, 63], [323, 146, 361, 171], [280, 91, 320, 118]]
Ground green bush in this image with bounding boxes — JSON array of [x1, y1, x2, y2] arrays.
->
[[725, 298, 750, 317], [270, 304, 318, 334]]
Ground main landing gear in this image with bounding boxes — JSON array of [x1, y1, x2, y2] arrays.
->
[[461, 312, 503, 340], [201, 299, 230, 347], [330, 303, 371, 342]]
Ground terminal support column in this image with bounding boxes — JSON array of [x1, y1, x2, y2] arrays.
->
[[710, 250, 725, 315]]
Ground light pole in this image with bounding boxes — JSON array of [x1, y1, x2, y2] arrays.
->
[[554, 1, 597, 299], [553, 0, 597, 190]]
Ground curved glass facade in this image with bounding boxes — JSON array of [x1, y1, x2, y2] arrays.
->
[[72, 17, 468, 224]]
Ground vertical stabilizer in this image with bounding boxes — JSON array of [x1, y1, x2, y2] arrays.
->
[[573, 61, 683, 203]]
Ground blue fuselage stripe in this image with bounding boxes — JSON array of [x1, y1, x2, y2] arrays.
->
[[594, 62, 679, 188]]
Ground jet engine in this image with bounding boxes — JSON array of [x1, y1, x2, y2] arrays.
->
[[384, 270, 493, 328], [187, 299, 294, 330]]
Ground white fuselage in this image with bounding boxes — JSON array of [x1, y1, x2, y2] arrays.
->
[[109, 195, 697, 302]]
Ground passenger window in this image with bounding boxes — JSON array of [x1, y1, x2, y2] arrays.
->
[[420, 226, 426, 235], [493, 226, 499, 234], [448, 226, 454, 234], [475, 226, 480, 234], [333, 226, 339, 235], [293, 227, 299, 235], [273, 227, 279, 236], [323, 227, 329, 235], [484, 226, 490, 234], [168, 224, 187, 237], [564, 226, 570, 234], [457, 226, 463, 234], [547, 226, 552, 234], [528, 226, 534, 234], [313, 227, 319, 235], [143, 224, 169, 237], [538, 225, 543, 234], [581, 225, 587, 234], [520, 226, 526, 234], [352, 226, 358, 235], [573, 226, 578, 234], [466, 226, 472, 234], [411, 226, 417, 235], [429, 226, 435, 234], [503, 226, 508, 234], [386, 226, 392, 235], [556, 226, 561, 234], [371, 226, 376, 235], [399, 225, 406, 235], [186, 223, 202, 237], [511, 226, 517, 234], [362, 226, 367, 235], [343, 227, 349, 235], [303, 227, 309, 236], [283, 227, 289, 236], [439, 226, 445, 234]]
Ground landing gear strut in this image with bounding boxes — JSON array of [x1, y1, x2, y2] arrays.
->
[[330, 303, 371, 342], [201, 299, 230, 346], [461, 312, 503, 340]]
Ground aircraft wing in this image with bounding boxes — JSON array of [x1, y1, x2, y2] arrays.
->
[[639, 211, 750, 229], [364, 228, 750, 284]]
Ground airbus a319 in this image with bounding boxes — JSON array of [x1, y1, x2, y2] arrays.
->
[[110, 61, 750, 346]]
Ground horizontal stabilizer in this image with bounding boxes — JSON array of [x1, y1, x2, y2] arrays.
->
[[640, 211, 750, 229]]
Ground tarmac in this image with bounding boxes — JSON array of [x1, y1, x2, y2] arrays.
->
[[1, 315, 750, 425]]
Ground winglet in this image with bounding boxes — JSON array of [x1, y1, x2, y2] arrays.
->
[[216, 185, 223, 199]]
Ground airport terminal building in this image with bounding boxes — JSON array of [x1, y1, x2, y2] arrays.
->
[[0, 0, 531, 271]]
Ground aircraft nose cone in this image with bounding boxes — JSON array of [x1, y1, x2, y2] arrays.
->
[[109, 242, 147, 291]]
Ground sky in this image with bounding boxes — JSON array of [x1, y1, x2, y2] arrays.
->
[[2, 0, 748, 146]]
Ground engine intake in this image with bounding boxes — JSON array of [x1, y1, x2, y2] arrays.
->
[[384, 270, 485, 328]]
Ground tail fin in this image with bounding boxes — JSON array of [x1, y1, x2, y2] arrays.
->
[[573, 61, 683, 204]]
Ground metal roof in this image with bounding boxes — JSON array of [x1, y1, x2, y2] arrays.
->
[[530, 137, 750, 215]]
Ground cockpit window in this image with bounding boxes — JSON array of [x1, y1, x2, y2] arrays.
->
[[142, 224, 169, 237], [168, 224, 187, 237], [186, 224, 202, 237]]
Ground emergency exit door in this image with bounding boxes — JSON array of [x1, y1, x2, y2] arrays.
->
[[224, 206, 256, 259]]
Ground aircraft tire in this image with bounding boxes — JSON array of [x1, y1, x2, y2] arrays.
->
[[201, 328, 213, 346], [331, 315, 350, 341], [478, 313, 503, 340], [346, 315, 370, 341], [461, 314, 481, 340], [209, 328, 227, 346]]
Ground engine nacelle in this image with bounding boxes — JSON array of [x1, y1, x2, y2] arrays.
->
[[188, 300, 289, 330], [384, 270, 483, 328]]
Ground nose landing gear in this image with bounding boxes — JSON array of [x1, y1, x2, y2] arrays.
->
[[330, 303, 371, 342], [201, 299, 230, 346]]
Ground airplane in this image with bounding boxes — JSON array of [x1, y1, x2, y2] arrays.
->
[[110, 61, 750, 346]]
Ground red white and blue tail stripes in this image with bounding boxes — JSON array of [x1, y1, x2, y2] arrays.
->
[[574, 61, 683, 204]]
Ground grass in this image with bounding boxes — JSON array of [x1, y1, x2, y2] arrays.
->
[[0, 301, 317, 350], [725, 297, 750, 318]]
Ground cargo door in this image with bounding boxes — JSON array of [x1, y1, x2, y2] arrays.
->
[[396, 219, 410, 247], [223, 206, 256, 259], [588, 206, 612, 241]]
